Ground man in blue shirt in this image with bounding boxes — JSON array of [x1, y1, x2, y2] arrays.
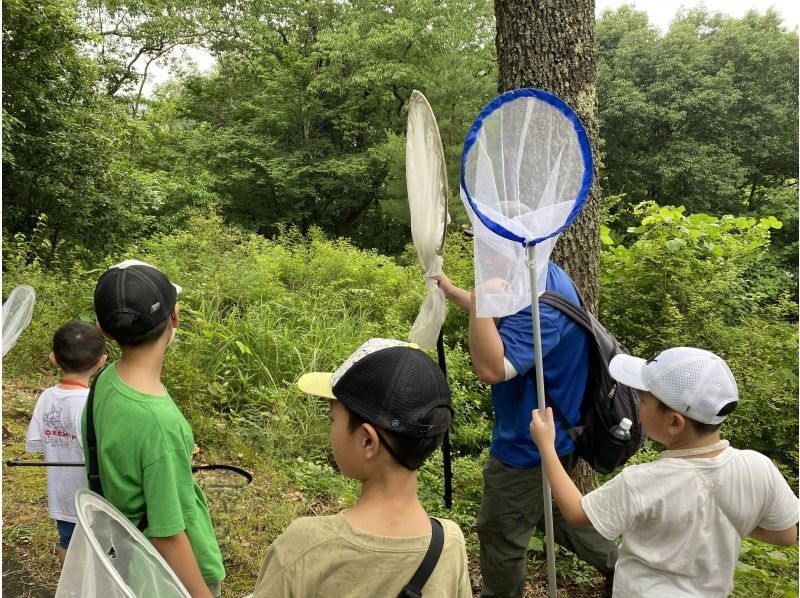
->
[[435, 261, 617, 597]]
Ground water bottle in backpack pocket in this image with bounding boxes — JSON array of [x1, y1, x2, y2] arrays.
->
[[609, 418, 633, 443]]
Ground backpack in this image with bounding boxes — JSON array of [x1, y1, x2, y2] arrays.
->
[[534, 290, 646, 474]]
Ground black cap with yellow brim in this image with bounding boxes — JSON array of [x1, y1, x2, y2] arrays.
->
[[296, 338, 452, 437]]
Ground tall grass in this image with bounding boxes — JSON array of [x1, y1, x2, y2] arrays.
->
[[3, 210, 797, 596]]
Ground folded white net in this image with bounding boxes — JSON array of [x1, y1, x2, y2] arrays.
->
[[406, 90, 450, 349]]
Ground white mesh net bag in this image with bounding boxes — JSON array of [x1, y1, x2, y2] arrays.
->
[[2, 284, 36, 356], [56, 490, 189, 598], [460, 89, 592, 317], [406, 90, 450, 350]]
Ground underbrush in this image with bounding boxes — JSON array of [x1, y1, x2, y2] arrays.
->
[[2, 211, 797, 596]]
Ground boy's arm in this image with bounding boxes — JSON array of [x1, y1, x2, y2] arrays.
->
[[151, 532, 213, 598], [434, 275, 518, 384], [530, 407, 591, 527], [749, 525, 798, 547]]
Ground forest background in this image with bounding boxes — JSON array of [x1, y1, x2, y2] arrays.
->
[[2, 1, 798, 596]]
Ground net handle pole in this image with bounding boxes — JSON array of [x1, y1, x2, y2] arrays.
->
[[526, 244, 558, 598], [6, 460, 84, 467]]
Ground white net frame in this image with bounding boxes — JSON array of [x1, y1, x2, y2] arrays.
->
[[56, 490, 189, 598]]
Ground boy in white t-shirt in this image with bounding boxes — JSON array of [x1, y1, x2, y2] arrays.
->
[[25, 321, 106, 565], [530, 347, 798, 597]]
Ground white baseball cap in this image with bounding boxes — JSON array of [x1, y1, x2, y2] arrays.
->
[[609, 347, 738, 425]]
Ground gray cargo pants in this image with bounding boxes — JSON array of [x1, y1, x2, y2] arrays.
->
[[477, 453, 618, 598]]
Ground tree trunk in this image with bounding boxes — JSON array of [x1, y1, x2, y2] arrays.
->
[[495, 0, 599, 493]]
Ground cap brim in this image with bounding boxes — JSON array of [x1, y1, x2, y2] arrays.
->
[[609, 355, 650, 391], [297, 372, 336, 399]]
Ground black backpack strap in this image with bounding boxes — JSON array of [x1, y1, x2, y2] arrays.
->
[[398, 518, 445, 598], [86, 366, 148, 532], [86, 366, 107, 496], [528, 291, 593, 439], [539, 290, 593, 333]]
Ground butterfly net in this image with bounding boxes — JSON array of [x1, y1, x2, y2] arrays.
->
[[2, 284, 36, 356], [56, 490, 189, 598], [460, 89, 592, 317], [407, 90, 450, 349], [194, 465, 252, 555]]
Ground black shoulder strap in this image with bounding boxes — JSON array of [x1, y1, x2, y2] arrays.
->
[[528, 290, 593, 437], [86, 366, 149, 532], [539, 290, 592, 333], [86, 366, 107, 496], [398, 518, 445, 598]]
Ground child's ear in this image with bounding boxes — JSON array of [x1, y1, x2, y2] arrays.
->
[[668, 412, 687, 437], [360, 423, 379, 460], [96, 354, 108, 369], [49, 352, 59, 368], [171, 304, 180, 327]]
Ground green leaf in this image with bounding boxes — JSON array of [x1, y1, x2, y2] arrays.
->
[[759, 216, 783, 229], [665, 238, 687, 252], [600, 225, 615, 246], [768, 550, 789, 564], [528, 536, 544, 552]]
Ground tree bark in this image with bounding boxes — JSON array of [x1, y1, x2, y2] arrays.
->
[[495, 0, 599, 493]]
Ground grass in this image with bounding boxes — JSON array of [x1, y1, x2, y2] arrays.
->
[[2, 218, 796, 596]]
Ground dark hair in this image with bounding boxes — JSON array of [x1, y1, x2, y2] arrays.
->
[[346, 405, 451, 470], [52, 321, 106, 373], [106, 315, 170, 348], [654, 396, 737, 436]]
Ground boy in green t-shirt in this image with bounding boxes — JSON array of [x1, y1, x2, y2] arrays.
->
[[85, 259, 224, 597], [253, 338, 472, 597]]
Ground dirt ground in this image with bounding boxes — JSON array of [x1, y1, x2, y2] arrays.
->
[[2, 553, 55, 598]]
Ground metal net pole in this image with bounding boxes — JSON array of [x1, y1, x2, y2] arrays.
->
[[527, 244, 557, 597]]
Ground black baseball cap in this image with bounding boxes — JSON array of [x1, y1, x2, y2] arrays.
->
[[94, 260, 181, 341], [298, 339, 452, 437]]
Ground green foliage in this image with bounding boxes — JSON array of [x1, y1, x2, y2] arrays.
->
[[600, 202, 798, 479], [734, 538, 798, 597], [597, 7, 798, 221], [138, 0, 496, 253], [1, 0, 175, 262], [77, 0, 226, 100]]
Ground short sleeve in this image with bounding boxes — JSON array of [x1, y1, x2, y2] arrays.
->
[[252, 543, 293, 598], [757, 462, 799, 531], [455, 527, 472, 598], [581, 470, 642, 540], [141, 449, 195, 537], [73, 405, 84, 450], [499, 307, 561, 376], [25, 403, 43, 453]]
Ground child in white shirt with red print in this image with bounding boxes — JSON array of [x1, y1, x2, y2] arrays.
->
[[26, 321, 106, 565]]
